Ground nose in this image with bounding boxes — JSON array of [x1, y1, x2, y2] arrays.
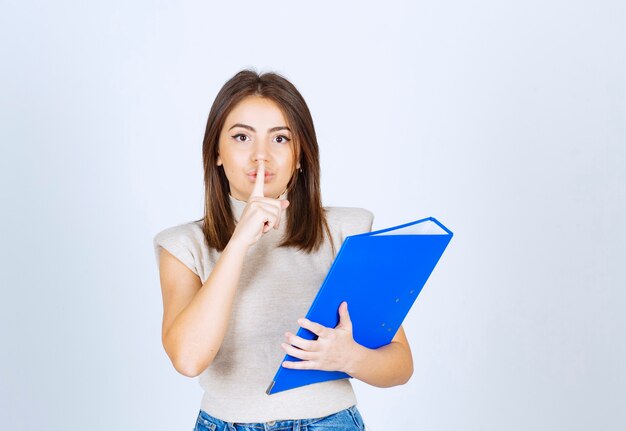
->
[[252, 139, 269, 163]]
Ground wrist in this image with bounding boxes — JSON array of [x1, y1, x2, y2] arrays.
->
[[343, 341, 368, 377], [225, 236, 250, 254]]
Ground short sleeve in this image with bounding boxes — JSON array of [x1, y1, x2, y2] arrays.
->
[[349, 208, 374, 235], [153, 223, 200, 277], [324, 207, 375, 253]]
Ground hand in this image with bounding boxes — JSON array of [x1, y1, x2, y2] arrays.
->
[[280, 301, 361, 374], [230, 161, 290, 247]]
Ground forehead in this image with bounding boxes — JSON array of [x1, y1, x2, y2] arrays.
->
[[224, 96, 289, 128]]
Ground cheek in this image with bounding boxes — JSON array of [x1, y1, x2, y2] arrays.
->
[[220, 151, 244, 170], [218, 157, 239, 181], [277, 148, 295, 171], [278, 162, 294, 179]]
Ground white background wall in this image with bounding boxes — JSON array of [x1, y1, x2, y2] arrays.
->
[[1, 1, 625, 430]]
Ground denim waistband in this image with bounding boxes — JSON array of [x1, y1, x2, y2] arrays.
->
[[195, 405, 363, 431]]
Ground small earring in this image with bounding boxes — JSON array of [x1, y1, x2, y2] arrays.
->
[[298, 166, 303, 173]]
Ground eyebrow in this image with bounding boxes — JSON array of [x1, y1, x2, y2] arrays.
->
[[228, 123, 291, 133]]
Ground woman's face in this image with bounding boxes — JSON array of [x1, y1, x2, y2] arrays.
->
[[217, 96, 297, 201]]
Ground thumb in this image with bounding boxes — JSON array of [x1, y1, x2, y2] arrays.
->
[[337, 301, 352, 330]]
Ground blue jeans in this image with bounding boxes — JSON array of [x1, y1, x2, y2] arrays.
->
[[193, 405, 366, 431]]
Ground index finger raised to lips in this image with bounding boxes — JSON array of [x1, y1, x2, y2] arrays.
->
[[250, 161, 265, 198]]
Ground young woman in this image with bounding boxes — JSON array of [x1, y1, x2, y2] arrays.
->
[[154, 70, 413, 430]]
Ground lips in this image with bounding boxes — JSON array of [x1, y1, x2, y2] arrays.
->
[[246, 168, 274, 176], [246, 171, 274, 181]]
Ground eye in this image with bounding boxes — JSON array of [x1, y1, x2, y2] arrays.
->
[[231, 133, 249, 142], [274, 135, 291, 144]]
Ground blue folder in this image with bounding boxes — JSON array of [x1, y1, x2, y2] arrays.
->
[[266, 216, 453, 395]]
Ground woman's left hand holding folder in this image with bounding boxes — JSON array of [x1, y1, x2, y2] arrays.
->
[[280, 301, 361, 373], [281, 302, 414, 387]]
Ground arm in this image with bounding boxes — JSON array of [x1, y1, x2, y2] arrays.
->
[[281, 301, 414, 387], [159, 240, 247, 377], [159, 162, 289, 377], [345, 325, 413, 387]]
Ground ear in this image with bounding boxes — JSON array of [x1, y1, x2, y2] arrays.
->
[[296, 161, 301, 169], [216, 155, 222, 166]]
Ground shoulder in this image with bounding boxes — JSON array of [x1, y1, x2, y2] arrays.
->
[[152, 219, 205, 275], [153, 219, 204, 245], [324, 206, 375, 237]]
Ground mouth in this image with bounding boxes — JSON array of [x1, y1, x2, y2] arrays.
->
[[246, 171, 275, 181]]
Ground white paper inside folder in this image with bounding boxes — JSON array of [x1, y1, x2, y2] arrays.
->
[[373, 219, 448, 236]]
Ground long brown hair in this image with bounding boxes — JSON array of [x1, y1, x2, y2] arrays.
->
[[198, 69, 333, 253]]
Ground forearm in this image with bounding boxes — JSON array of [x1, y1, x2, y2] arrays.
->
[[164, 239, 248, 376], [345, 340, 414, 388]]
